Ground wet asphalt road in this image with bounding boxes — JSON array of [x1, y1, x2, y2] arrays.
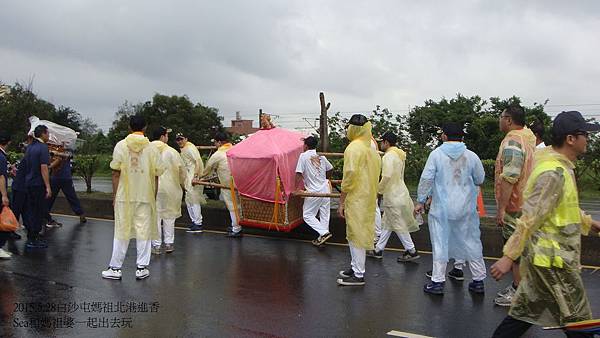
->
[[1, 215, 600, 337]]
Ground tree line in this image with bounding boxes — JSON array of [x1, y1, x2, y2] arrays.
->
[[1, 81, 599, 191]]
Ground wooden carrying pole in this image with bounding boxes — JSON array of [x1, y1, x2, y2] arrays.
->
[[192, 180, 341, 198]]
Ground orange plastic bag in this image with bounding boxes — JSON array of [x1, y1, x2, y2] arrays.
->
[[0, 206, 19, 232]]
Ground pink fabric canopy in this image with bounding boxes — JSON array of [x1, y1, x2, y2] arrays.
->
[[227, 128, 305, 204]]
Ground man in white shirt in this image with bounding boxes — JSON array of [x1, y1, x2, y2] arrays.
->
[[295, 136, 333, 246]]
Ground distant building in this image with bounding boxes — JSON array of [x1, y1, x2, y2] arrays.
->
[[226, 112, 259, 136]]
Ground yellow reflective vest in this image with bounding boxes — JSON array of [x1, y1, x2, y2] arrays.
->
[[526, 159, 581, 270]]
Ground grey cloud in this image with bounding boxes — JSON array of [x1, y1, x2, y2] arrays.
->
[[2, 0, 600, 131]]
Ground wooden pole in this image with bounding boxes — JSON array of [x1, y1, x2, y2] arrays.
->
[[319, 92, 330, 152], [191, 180, 341, 198]]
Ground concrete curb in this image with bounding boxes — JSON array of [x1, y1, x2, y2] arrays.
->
[[52, 195, 600, 266]]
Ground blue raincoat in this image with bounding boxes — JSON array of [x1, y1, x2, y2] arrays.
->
[[417, 142, 485, 262]]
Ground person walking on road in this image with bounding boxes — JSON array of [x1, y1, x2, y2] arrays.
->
[[337, 114, 381, 286], [494, 104, 536, 306], [416, 123, 487, 295], [367, 131, 420, 261], [491, 111, 600, 338], [102, 116, 164, 280]]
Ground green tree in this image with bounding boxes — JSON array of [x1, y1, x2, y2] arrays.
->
[[107, 94, 224, 148], [405, 94, 551, 160], [0, 82, 98, 150], [73, 155, 100, 193]]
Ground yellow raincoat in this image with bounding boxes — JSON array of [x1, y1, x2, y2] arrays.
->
[[110, 133, 165, 240], [504, 147, 595, 326], [341, 122, 381, 249], [202, 143, 235, 210], [152, 140, 185, 220], [180, 141, 205, 205], [378, 146, 418, 233]]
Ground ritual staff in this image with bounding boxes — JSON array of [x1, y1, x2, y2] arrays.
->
[[295, 136, 333, 246], [416, 123, 486, 295], [23, 125, 52, 249], [45, 153, 87, 228], [368, 131, 419, 261], [201, 132, 241, 238], [151, 127, 185, 254], [337, 114, 381, 286], [102, 116, 164, 280], [175, 133, 205, 233], [494, 104, 536, 307], [491, 111, 600, 338], [0, 131, 12, 258]]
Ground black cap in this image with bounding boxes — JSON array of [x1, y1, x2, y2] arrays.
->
[[348, 114, 368, 126], [175, 132, 186, 140], [0, 131, 10, 144], [441, 122, 465, 138], [303, 135, 319, 149], [381, 131, 397, 145], [553, 111, 600, 135]]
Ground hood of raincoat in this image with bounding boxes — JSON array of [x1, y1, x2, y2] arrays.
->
[[534, 146, 575, 170], [440, 142, 466, 160], [151, 140, 168, 153], [506, 127, 537, 148], [387, 146, 406, 161], [218, 143, 233, 152], [346, 121, 373, 147], [125, 133, 150, 153]]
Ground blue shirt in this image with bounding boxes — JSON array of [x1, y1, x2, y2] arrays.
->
[[24, 140, 50, 187], [0, 149, 7, 194], [12, 159, 27, 192], [52, 158, 73, 180]]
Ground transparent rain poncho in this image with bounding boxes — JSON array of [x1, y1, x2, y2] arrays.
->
[[110, 133, 165, 240], [181, 141, 205, 205], [152, 141, 185, 220], [417, 142, 485, 262], [202, 143, 235, 210], [503, 147, 594, 327], [378, 146, 418, 233], [341, 122, 382, 249]]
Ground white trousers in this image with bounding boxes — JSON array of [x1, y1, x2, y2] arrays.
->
[[454, 259, 465, 270], [349, 241, 366, 278], [431, 258, 487, 283], [302, 196, 330, 236], [375, 230, 415, 252], [152, 218, 175, 247], [109, 238, 151, 269], [230, 210, 241, 233], [187, 204, 203, 225], [374, 203, 382, 240]]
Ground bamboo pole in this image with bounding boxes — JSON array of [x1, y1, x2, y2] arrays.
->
[[292, 191, 340, 198], [197, 145, 217, 151], [191, 180, 341, 198]]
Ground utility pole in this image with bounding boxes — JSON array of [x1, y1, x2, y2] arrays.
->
[[319, 92, 330, 152]]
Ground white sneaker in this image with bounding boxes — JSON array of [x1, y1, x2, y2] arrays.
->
[[101, 268, 122, 280], [0, 248, 12, 259], [494, 285, 516, 307], [151, 245, 161, 255], [136, 267, 150, 280]]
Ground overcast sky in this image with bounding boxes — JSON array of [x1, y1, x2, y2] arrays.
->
[[2, 1, 600, 131]]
